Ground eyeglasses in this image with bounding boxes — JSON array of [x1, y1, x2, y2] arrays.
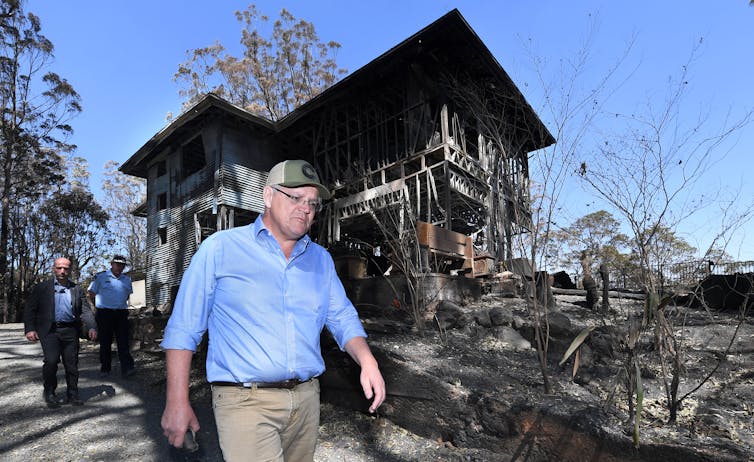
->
[[270, 185, 323, 213]]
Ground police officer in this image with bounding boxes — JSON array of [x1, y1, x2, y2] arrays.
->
[[88, 255, 135, 377]]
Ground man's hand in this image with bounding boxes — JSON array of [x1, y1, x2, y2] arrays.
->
[[161, 401, 200, 448], [25, 331, 39, 342], [344, 336, 386, 413], [88, 328, 98, 341], [163, 349, 199, 448], [360, 362, 386, 413]]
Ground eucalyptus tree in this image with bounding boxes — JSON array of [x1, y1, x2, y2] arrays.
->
[[556, 210, 630, 279], [0, 0, 81, 321], [101, 160, 146, 271], [39, 187, 111, 278], [174, 5, 346, 121]]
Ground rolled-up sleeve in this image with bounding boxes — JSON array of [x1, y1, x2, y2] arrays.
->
[[324, 255, 367, 350], [160, 236, 218, 351]]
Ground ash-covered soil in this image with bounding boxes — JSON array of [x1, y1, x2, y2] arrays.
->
[[353, 293, 754, 461]]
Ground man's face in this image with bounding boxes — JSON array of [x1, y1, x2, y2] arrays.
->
[[52, 258, 71, 284], [264, 185, 319, 241], [111, 262, 126, 276]]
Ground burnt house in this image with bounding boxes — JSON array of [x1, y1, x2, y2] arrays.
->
[[120, 9, 554, 309]]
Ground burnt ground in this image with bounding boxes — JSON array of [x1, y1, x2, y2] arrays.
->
[[337, 293, 754, 461], [1, 292, 752, 461]]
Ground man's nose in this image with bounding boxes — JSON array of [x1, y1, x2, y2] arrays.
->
[[295, 202, 313, 213]]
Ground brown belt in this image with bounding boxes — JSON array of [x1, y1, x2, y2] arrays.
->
[[210, 378, 311, 389]]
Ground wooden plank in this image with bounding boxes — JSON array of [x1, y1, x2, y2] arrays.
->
[[472, 254, 494, 278], [416, 221, 468, 257]]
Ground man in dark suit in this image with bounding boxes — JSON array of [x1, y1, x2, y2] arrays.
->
[[24, 257, 98, 408]]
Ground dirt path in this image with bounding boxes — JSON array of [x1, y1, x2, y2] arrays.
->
[[0, 323, 220, 461], [0, 323, 465, 462]]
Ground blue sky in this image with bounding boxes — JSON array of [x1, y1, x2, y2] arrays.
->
[[29, 1, 754, 260]]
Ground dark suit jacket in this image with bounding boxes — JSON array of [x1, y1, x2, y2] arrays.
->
[[23, 278, 96, 337]]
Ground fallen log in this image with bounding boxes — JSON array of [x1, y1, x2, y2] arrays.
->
[[551, 287, 645, 300]]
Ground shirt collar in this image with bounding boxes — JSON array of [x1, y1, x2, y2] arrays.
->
[[106, 269, 124, 279], [251, 214, 311, 251]]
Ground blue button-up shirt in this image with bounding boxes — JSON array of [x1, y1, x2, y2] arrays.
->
[[161, 215, 367, 383], [54, 281, 75, 322], [88, 270, 132, 309]]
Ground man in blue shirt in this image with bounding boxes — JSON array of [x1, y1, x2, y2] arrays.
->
[[24, 257, 97, 407], [87, 255, 135, 377], [161, 160, 385, 461]]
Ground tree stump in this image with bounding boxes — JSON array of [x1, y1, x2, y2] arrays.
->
[[599, 264, 610, 312], [583, 274, 598, 310]]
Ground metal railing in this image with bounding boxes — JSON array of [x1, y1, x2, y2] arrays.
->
[[605, 260, 754, 293], [656, 260, 754, 293]]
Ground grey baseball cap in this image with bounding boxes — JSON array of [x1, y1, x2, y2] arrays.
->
[[266, 160, 330, 200]]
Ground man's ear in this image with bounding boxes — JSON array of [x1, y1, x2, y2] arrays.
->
[[263, 186, 273, 209]]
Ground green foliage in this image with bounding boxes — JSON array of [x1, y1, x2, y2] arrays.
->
[[559, 325, 595, 367], [38, 187, 112, 275], [639, 224, 696, 270], [704, 246, 734, 263], [551, 210, 698, 291], [554, 209, 629, 275], [0, 0, 82, 321], [174, 5, 346, 121]]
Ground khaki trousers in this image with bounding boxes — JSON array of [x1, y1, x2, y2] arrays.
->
[[212, 379, 320, 462]]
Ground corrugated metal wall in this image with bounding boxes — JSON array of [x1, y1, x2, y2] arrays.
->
[[144, 121, 272, 308], [219, 163, 266, 212]]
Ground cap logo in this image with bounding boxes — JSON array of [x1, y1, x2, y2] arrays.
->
[[301, 164, 317, 180]]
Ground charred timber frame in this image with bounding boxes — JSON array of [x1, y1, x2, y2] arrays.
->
[[293, 97, 531, 265]]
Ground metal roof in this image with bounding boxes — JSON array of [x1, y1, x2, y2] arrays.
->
[[119, 9, 554, 178], [120, 93, 274, 178]]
